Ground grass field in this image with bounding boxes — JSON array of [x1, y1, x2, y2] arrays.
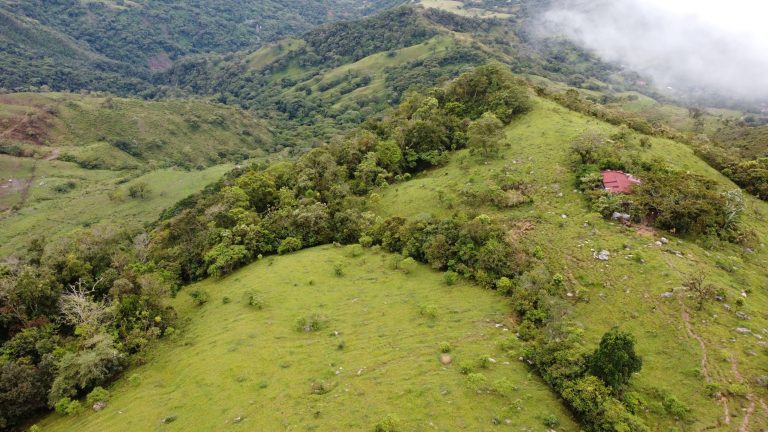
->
[[37, 246, 577, 431], [0, 158, 235, 255], [372, 96, 768, 429], [0, 92, 273, 254]]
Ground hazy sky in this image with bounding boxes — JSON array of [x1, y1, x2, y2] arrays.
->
[[543, 0, 768, 100]]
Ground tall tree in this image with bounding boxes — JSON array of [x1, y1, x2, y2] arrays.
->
[[588, 327, 642, 392]]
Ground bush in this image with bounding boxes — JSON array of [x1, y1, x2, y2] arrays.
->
[[296, 314, 328, 332], [374, 414, 400, 432], [443, 270, 458, 286], [277, 237, 302, 255], [333, 263, 344, 276], [359, 235, 374, 248], [86, 387, 110, 406], [244, 291, 265, 309], [542, 413, 560, 428], [54, 398, 82, 416], [189, 289, 210, 306], [419, 304, 438, 319], [398, 257, 417, 274], [439, 342, 452, 353], [127, 182, 150, 199]]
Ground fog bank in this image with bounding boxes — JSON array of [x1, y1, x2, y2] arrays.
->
[[542, 0, 768, 101]]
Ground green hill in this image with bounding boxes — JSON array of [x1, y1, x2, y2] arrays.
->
[[36, 245, 577, 431], [371, 95, 768, 429], [0, 93, 272, 254]]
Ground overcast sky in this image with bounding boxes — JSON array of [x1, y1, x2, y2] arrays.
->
[[542, 0, 768, 101]]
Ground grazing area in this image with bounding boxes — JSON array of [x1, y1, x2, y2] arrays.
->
[[36, 246, 576, 431], [2, 2, 768, 431]]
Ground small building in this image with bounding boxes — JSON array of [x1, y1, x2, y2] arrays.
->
[[601, 170, 641, 194]]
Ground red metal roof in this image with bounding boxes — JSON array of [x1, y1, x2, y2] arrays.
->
[[602, 170, 641, 194]]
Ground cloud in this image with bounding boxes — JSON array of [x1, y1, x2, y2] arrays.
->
[[541, 0, 768, 101]]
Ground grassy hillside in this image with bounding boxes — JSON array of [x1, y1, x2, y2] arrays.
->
[[36, 246, 577, 431], [372, 96, 768, 429], [0, 159, 234, 255], [0, 93, 272, 254]]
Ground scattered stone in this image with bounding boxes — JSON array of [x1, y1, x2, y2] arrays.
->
[[93, 401, 107, 412], [723, 304, 732, 311], [735, 327, 751, 334], [611, 212, 631, 222], [755, 376, 768, 388], [440, 354, 453, 365], [487, 358, 497, 364], [233, 416, 243, 424], [660, 292, 674, 298], [594, 250, 610, 261], [504, 419, 512, 425], [660, 237, 669, 244], [741, 291, 748, 298], [561, 214, 568, 219], [735, 311, 750, 320], [655, 241, 663, 246]]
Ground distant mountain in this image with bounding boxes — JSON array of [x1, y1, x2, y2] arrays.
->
[[0, 0, 405, 93]]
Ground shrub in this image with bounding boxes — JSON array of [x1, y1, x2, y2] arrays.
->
[[333, 263, 344, 276], [277, 237, 302, 255], [476, 355, 491, 369], [466, 373, 490, 392], [398, 257, 417, 274], [374, 414, 400, 432], [542, 414, 560, 428], [54, 398, 82, 416], [439, 342, 452, 353], [419, 304, 438, 319], [127, 182, 150, 199], [359, 235, 374, 248], [189, 289, 210, 306], [459, 362, 474, 375], [346, 244, 364, 257], [296, 314, 328, 332], [86, 387, 110, 406], [443, 270, 458, 286], [222, 296, 231, 304], [244, 291, 265, 309]]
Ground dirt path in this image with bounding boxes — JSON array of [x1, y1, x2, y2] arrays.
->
[[738, 397, 755, 432], [680, 304, 711, 382]]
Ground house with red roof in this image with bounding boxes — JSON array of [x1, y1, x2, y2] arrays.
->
[[601, 170, 641, 194]]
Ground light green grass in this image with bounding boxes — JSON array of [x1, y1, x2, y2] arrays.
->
[[0, 160, 233, 255], [372, 96, 768, 429], [245, 37, 305, 70], [38, 246, 577, 431], [0, 93, 271, 170], [419, 0, 512, 18]]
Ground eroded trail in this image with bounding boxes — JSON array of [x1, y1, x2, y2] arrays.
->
[[680, 305, 710, 381]]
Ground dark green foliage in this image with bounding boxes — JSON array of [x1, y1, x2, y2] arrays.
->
[[189, 289, 211, 306], [0, 360, 50, 427], [444, 62, 532, 123], [278, 237, 303, 255], [587, 328, 643, 393], [722, 158, 768, 200], [633, 171, 735, 236], [0, 0, 401, 93]]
